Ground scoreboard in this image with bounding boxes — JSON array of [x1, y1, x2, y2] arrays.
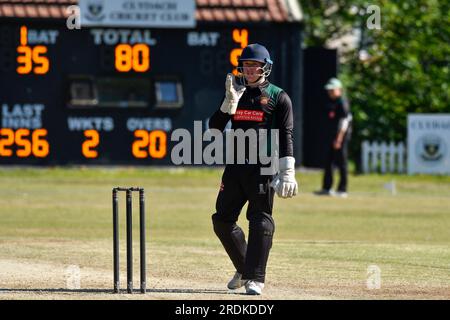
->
[[0, 22, 302, 165]]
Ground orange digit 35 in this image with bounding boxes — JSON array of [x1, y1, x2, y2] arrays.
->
[[16, 26, 50, 75]]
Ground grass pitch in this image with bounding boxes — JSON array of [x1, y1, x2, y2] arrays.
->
[[0, 167, 449, 300]]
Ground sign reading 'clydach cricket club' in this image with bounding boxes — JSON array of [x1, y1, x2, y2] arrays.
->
[[79, 0, 196, 28]]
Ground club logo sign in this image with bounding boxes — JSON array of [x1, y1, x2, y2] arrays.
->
[[408, 114, 450, 174], [84, 0, 105, 22], [416, 135, 446, 164]]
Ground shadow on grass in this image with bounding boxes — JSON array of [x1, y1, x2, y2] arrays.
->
[[0, 288, 247, 295]]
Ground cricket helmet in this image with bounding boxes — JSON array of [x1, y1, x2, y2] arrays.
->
[[237, 43, 273, 81]]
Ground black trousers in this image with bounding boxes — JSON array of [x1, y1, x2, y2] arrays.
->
[[322, 138, 349, 192], [212, 164, 275, 283]]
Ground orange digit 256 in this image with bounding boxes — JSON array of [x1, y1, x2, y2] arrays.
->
[[0, 128, 49, 158]]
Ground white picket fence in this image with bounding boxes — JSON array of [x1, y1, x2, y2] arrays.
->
[[361, 141, 406, 174]]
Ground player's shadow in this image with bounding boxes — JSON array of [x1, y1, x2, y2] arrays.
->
[[0, 288, 110, 294], [147, 288, 247, 295], [0, 288, 247, 295]]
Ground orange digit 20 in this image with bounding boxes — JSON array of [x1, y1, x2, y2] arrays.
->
[[132, 130, 167, 159]]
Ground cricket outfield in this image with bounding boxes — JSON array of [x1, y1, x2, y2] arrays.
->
[[0, 167, 449, 300]]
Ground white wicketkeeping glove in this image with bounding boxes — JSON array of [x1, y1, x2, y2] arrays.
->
[[220, 73, 246, 115], [270, 156, 298, 198]]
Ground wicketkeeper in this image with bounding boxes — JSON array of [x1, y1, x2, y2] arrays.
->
[[209, 43, 298, 295]]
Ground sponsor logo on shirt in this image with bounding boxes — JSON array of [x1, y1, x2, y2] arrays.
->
[[233, 109, 264, 122]]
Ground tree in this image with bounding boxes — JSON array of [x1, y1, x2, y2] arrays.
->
[[299, 0, 367, 47], [299, 0, 450, 170]]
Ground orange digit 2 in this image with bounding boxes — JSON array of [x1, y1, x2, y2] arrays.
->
[[82, 130, 99, 158]]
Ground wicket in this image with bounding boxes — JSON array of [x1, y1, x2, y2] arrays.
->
[[112, 187, 146, 294]]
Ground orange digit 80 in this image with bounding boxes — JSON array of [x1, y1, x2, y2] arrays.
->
[[115, 44, 150, 73]]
